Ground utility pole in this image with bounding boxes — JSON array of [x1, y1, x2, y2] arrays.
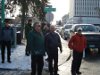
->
[[1, 0, 5, 27]]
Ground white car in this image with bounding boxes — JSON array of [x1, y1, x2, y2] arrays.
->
[[60, 24, 73, 40]]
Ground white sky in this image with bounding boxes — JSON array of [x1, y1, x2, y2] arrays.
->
[[49, 0, 69, 24]]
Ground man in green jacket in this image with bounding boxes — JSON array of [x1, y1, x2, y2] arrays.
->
[[27, 22, 45, 75], [25, 19, 32, 56]]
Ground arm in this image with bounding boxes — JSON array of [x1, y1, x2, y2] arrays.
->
[[58, 35, 62, 53], [45, 35, 49, 53], [25, 25, 29, 39], [27, 31, 34, 52], [11, 27, 14, 44], [68, 36, 74, 50]]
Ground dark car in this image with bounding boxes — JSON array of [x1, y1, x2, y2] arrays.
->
[[70, 24, 100, 57]]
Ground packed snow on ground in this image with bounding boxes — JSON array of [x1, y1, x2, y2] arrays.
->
[[0, 38, 69, 70], [0, 45, 48, 70]]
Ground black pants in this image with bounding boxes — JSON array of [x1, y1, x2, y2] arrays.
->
[[31, 55, 44, 75], [71, 50, 83, 75], [1, 41, 11, 62], [25, 40, 30, 55], [48, 53, 58, 74]]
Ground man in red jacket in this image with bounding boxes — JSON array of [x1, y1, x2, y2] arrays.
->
[[68, 28, 87, 75]]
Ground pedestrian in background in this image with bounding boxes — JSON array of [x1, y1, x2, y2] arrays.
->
[[25, 19, 32, 56], [68, 28, 87, 75], [42, 23, 50, 61], [41, 22, 50, 36], [45, 25, 62, 75], [27, 22, 45, 75], [1, 20, 14, 63]]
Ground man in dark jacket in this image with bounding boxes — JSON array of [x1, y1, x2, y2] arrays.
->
[[1, 20, 14, 63], [27, 22, 45, 75], [25, 19, 32, 56], [68, 28, 87, 75], [45, 25, 62, 75]]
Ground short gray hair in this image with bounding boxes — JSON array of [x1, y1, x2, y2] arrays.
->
[[33, 22, 41, 28]]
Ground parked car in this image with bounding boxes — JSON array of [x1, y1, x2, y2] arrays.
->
[[70, 24, 100, 57], [60, 24, 73, 40], [55, 25, 63, 34], [95, 26, 100, 32]]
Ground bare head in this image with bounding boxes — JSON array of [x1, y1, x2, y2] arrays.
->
[[5, 20, 10, 27], [28, 19, 32, 24], [50, 25, 56, 32], [33, 22, 41, 32]]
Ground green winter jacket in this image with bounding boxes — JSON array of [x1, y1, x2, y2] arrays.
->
[[27, 29, 45, 56], [25, 24, 32, 39]]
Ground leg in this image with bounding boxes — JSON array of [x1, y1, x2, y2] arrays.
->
[[76, 52, 83, 73], [7, 41, 11, 62], [71, 51, 78, 75], [31, 55, 37, 75], [25, 40, 30, 56], [1, 41, 5, 63], [37, 55, 44, 75], [54, 54, 58, 75], [48, 55, 53, 75]]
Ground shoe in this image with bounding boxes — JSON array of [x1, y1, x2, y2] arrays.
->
[[76, 71, 82, 74], [8, 60, 11, 63], [1, 61, 4, 63], [71, 72, 76, 75]]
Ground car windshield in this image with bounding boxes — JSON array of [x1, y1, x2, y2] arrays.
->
[[74, 25, 96, 32], [65, 25, 72, 29]]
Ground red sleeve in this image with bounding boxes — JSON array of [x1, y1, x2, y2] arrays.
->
[[68, 36, 74, 49]]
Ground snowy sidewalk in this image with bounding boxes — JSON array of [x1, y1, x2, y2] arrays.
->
[[0, 38, 70, 70]]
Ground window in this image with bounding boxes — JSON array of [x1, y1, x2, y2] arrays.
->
[[74, 25, 96, 32]]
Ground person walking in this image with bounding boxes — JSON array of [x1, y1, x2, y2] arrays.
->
[[45, 25, 62, 75], [25, 19, 32, 56], [27, 22, 45, 75], [68, 28, 87, 75], [1, 20, 14, 63]]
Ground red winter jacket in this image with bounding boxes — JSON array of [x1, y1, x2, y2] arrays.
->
[[68, 33, 87, 53]]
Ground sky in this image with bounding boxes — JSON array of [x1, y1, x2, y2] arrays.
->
[[49, 0, 69, 24]]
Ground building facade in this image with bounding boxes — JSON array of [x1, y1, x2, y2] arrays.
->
[[68, 0, 100, 25]]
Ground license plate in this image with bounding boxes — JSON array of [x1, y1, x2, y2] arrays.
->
[[89, 45, 95, 48]]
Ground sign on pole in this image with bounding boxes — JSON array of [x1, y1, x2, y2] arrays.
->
[[45, 12, 54, 23], [44, 5, 56, 23], [46, 5, 52, 8], [44, 7, 56, 12]]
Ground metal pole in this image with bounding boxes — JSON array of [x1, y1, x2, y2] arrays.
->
[[1, 0, 5, 27]]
